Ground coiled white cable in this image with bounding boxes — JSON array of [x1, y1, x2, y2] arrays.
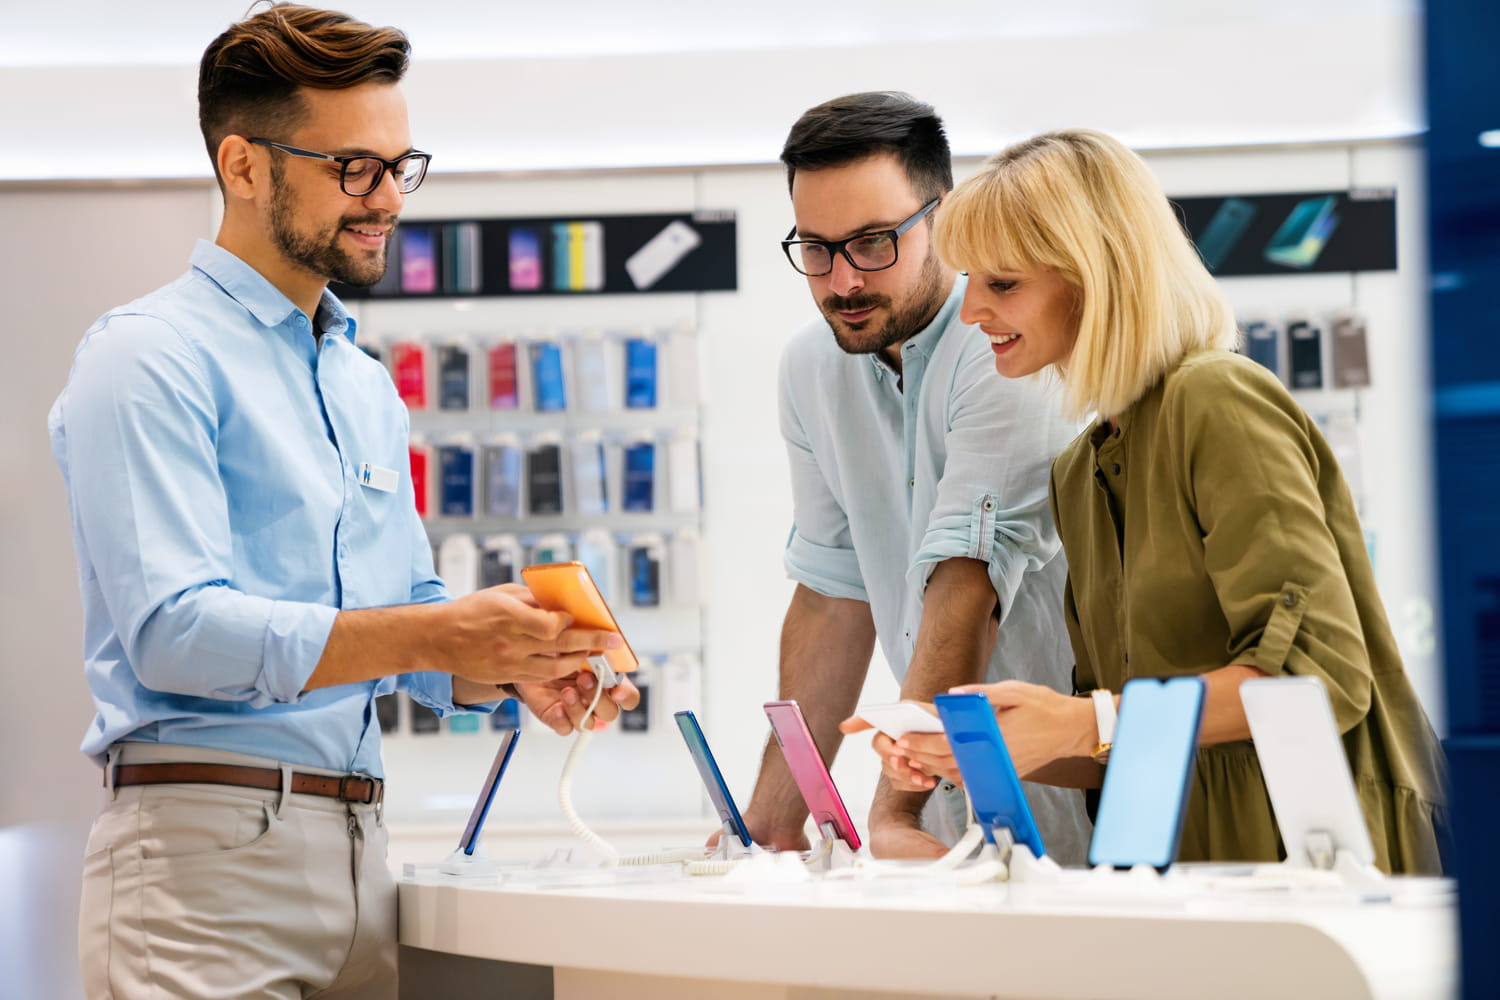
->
[[556, 680, 621, 867]]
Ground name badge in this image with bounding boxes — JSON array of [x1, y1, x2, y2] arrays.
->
[[358, 463, 399, 494]]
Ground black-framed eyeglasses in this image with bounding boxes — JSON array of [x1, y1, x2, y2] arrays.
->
[[248, 138, 432, 197], [781, 197, 940, 277]]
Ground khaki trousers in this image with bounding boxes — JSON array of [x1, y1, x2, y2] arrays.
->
[[79, 743, 397, 1000]]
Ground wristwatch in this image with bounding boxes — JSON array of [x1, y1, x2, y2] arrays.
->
[[1089, 689, 1116, 764]]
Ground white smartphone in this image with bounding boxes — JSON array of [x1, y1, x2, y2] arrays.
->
[[852, 701, 945, 739], [625, 220, 701, 290]]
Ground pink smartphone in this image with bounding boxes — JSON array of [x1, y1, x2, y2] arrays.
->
[[763, 700, 861, 850]]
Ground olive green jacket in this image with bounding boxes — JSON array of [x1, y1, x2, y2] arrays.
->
[[1051, 350, 1447, 874]]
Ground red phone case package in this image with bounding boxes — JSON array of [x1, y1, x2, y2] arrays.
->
[[391, 340, 428, 410]]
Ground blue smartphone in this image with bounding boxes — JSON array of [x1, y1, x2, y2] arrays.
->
[[1088, 676, 1205, 871], [530, 342, 568, 412], [933, 692, 1045, 857], [624, 338, 659, 409], [673, 711, 753, 848], [458, 699, 523, 856], [1264, 195, 1340, 268]]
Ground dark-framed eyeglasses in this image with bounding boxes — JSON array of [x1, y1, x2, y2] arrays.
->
[[248, 138, 432, 197], [781, 197, 940, 277]]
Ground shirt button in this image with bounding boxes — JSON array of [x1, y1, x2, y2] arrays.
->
[[1282, 593, 1297, 607], [908, 478, 915, 488], [1111, 463, 1122, 475], [982, 498, 995, 511]]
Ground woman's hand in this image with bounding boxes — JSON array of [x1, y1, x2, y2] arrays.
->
[[948, 680, 1095, 779]]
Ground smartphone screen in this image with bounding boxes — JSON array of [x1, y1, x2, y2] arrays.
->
[[458, 703, 522, 855], [1088, 677, 1205, 870]]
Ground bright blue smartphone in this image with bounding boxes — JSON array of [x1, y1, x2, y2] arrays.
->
[[933, 692, 1045, 857], [1088, 676, 1206, 871], [458, 699, 523, 856], [674, 710, 752, 848]]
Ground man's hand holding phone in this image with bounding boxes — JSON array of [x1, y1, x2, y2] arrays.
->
[[441, 584, 622, 686]]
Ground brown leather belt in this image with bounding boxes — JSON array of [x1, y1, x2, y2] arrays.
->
[[112, 762, 383, 804]]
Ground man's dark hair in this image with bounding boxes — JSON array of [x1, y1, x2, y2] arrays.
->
[[198, 3, 411, 185], [780, 91, 953, 205]]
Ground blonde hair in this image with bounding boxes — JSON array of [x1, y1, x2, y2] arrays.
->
[[933, 129, 1237, 419]]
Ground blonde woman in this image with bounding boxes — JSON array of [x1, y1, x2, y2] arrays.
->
[[868, 129, 1446, 872]]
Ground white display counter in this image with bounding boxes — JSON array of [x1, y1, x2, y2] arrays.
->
[[397, 861, 1457, 1000]]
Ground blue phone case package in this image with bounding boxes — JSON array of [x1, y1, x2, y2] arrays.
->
[[531, 342, 568, 412], [624, 338, 659, 409], [483, 443, 522, 518], [630, 544, 661, 607], [437, 442, 475, 517], [437, 344, 471, 411], [622, 441, 655, 512]]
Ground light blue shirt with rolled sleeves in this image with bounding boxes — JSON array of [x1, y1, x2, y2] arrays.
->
[[48, 240, 479, 778], [779, 276, 1091, 862]]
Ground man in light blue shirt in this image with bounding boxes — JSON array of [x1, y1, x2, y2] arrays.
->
[[736, 92, 1091, 863], [49, 7, 632, 997]]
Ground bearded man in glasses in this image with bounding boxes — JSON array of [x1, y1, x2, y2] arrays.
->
[[727, 92, 1091, 864], [49, 5, 634, 997]]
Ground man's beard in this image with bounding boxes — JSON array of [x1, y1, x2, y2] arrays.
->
[[268, 162, 392, 288], [818, 251, 948, 356]]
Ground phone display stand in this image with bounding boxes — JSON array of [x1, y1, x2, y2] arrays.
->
[[803, 821, 859, 873], [439, 846, 501, 878], [685, 821, 762, 876], [984, 827, 1061, 885]]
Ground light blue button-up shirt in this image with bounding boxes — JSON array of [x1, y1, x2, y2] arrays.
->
[[49, 241, 471, 777], [779, 276, 1080, 691]]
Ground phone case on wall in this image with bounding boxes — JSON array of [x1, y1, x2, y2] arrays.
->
[[526, 441, 563, 515], [479, 534, 522, 589], [482, 439, 523, 518], [531, 341, 568, 412], [1087, 676, 1205, 870], [571, 433, 608, 516], [437, 440, 475, 517], [1242, 320, 1284, 382], [408, 439, 430, 519], [1331, 313, 1372, 388], [763, 700, 861, 850], [391, 341, 428, 409], [442, 222, 482, 295], [437, 344, 471, 411], [436, 533, 479, 598], [675, 710, 753, 848], [624, 337, 659, 409], [629, 536, 662, 607], [408, 695, 441, 735], [1288, 319, 1324, 389], [622, 440, 656, 512], [488, 342, 520, 410], [933, 692, 1046, 856]]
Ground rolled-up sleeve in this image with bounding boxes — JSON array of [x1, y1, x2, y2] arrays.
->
[[56, 314, 332, 707], [909, 351, 1067, 626], [779, 346, 867, 602], [1179, 362, 1374, 732]]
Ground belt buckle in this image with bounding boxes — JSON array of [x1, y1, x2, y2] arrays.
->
[[338, 773, 381, 804]]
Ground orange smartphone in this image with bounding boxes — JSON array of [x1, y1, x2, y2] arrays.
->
[[519, 561, 639, 677]]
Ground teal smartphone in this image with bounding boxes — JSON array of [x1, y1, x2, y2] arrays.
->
[[1087, 676, 1205, 870]]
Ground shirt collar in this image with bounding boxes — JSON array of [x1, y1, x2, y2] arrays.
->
[[190, 239, 356, 343], [868, 274, 965, 379]]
